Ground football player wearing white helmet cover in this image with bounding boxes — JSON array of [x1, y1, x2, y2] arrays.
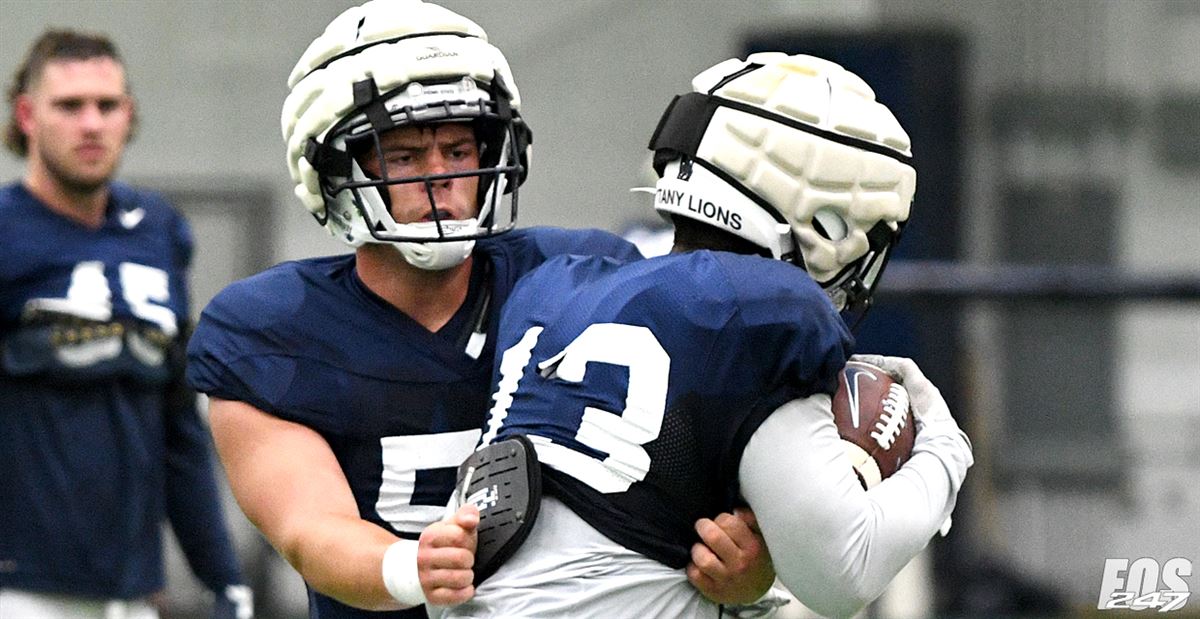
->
[[280, 0, 529, 271], [424, 52, 973, 619], [186, 2, 776, 618]]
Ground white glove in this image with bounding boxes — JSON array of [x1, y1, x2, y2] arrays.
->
[[850, 354, 973, 535], [213, 584, 253, 619], [850, 354, 960, 438]]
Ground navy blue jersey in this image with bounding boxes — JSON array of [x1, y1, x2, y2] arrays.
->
[[187, 227, 639, 619], [0, 182, 243, 598], [482, 250, 854, 568]]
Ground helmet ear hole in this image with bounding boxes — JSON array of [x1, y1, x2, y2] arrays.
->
[[813, 207, 849, 241]]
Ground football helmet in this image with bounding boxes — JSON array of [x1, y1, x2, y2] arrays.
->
[[282, 0, 530, 270], [648, 52, 915, 314]]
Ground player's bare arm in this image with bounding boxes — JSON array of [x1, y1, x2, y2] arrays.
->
[[208, 397, 406, 611]]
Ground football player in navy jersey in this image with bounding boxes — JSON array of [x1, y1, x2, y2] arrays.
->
[[0, 29, 251, 619], [426, 53, 975, 619], [186, 2, 775, 618]]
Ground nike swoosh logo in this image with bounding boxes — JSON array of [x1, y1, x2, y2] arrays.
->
[[843, 367, 878, 429], [119, 207, 145, 229]]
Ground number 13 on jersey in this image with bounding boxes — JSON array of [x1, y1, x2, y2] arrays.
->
[[482, 323, 670, 494]]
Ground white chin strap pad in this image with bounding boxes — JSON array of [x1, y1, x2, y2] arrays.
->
[[392, 219, 479, 270], [653, 160, 794, 260], [397, 239, 475, 270]]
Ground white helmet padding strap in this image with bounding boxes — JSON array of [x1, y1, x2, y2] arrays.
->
[[654, 159, 795, 261]]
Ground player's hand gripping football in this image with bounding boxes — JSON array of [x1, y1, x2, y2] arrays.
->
[[687, 507, 776, 604], [850, 354, 974, 534], [850, 354, 962, 440], [417, 504, 480, 605]]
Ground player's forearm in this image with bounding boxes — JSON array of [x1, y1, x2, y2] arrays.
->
[[229, 476, 412, 611], [208, 397, 412, 611], [739, 396, 967, 618], [272, 513, 405, 611]]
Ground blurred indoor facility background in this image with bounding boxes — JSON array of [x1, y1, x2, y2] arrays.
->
[[3, 1, 1197, 617]]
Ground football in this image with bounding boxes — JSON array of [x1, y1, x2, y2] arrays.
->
[[832, 361, 915, 489]]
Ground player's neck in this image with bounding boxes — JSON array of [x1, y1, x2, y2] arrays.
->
[[23, 165, 109, 229], [355, 244, 474, 332]]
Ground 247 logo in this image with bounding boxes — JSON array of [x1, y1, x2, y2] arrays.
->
[[1098, 557, 1192, 612]]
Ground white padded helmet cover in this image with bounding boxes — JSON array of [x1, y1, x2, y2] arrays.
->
[[676, 53, 916, 284], [280, 0, 522, 253]]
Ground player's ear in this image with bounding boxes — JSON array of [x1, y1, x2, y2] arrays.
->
[[14, 93, 35, 137], [122, 95, 138, 145]]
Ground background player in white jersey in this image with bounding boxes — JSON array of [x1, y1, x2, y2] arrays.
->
[[187, 2, 776, 618], [423, 53, 974, 619], [0, 28, 251, 619]]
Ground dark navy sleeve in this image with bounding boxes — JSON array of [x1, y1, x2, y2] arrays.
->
[[159, 202, 245, 593], [164, 322, 246, 592], [187, 265, 353, 435], [706, 256, 855, 489], [724, 256, 852, 395], [187, 278, 290, 413], [167, 200, 194, 315]]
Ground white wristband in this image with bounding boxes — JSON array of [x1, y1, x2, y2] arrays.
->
[[382, 539, 427, 608]]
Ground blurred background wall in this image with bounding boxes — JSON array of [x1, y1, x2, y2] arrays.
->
[[3, 1, 1197, 617]]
